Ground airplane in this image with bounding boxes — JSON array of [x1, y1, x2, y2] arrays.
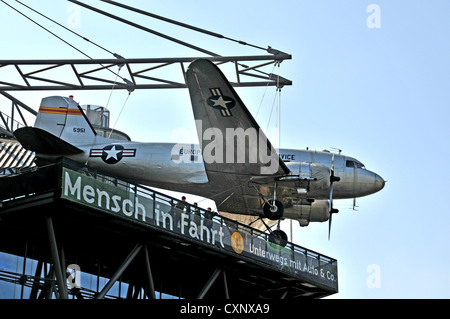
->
[[14, 59, 385, 240]]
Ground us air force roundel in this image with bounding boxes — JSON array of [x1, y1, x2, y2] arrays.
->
[[207, 88, 235, 117], [90, 145, 136, 164]]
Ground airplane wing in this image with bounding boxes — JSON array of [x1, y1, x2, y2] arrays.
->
[[186, 59, 291, 217], [186, 59, 289, 178]]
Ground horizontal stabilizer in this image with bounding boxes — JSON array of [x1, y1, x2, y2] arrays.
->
[[14, 127, 83, 155]]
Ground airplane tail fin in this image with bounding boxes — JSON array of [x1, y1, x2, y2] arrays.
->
[[186, 59, 289, 176], [34, 95, 96, 144], [14, 96, 96, 155]]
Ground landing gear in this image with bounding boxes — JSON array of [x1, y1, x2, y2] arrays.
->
[[263, 199, 284, 220], [259, 217, 288, 247], [270, 229, 288, 247], [250, 181, 285, 220], [250, 181, 287, 245]]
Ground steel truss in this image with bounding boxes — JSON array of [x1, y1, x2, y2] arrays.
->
[[0, 1, 292, 134], [0, 92, 36, 137], [0, 55, 291, 92]]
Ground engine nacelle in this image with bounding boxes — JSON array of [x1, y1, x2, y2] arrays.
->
[[283, 162, 330, 190], [283, 200, 330, 227]]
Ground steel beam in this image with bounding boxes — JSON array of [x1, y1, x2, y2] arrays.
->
[[29, 261, 43, 299], [223, 270, 230, 299], [197, 268, 222, 299], [0, 55, 291, 91], [95, 243, 142, 299], [144, 245, 156, 299], [45, 216, 68, 299], [0, 55, 290, 64]]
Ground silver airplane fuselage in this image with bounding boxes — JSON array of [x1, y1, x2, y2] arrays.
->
[[66, 140, 385, 203], [21, 93, 385, 219]]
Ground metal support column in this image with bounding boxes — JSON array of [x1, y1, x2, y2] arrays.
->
[[45, 216, 68, 299], [29, 261, 43, 299], [95, 243, 142, 299], [223, 270, 230, 299], [144, 245, 156, 299], [197, 268, 222, 299]]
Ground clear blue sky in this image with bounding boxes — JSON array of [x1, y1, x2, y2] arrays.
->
[[1, 0, 449, 299]]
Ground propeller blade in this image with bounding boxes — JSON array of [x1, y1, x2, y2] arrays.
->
[[329, 181, 334, 203], [327, 152, 340, 240], [331, 152, 335, 172], [328, 155, 335, 240], [328, 210, 332, 240], [329, 153, 341, 183], [328, 203, 339, 240], [328, 201, 339, 240]]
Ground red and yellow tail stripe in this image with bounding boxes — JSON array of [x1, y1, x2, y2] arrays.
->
[[39, 106, 83, 116]]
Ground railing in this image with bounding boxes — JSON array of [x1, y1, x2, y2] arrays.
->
[[0, 111, 25, 136], [0, 157, 338, 291]]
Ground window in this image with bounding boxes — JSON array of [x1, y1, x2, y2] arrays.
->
[[355, 161, 365, 169], [346, 160, 365, 169]]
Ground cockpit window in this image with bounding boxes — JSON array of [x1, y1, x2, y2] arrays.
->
[[346, 160, 365, 169]]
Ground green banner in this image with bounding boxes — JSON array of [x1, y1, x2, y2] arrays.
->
[[61, 168, 338, 290], [62, 168, 153, 222]]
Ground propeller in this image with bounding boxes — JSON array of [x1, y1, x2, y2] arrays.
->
[[328, 153, 340, 240]]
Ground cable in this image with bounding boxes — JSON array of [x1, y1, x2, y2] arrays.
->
[[69, 0, 220, 57], [1, 0, 133, 90], [265, 64, 282, 149], [1, 0, 92, 59], [255, 63, 277, 119], [15, 0, 117, 57], [104, 65, 123, 110], [101, 0, 269, 52], [108, 92, 131, 139]]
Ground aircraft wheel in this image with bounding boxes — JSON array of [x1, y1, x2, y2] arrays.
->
[[263, 200, 284, 220], [270, 229, 288, 247]]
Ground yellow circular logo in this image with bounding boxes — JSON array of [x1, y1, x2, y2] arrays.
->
[[231, 232, 244, 254]]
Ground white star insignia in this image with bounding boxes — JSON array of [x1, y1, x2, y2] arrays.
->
[[211, 96, 233, 109], [104, 146, 122, 160]]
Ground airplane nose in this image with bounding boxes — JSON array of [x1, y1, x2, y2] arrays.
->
[[374, 173, 385, 192]]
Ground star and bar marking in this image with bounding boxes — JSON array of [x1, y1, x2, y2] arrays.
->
[[90, 145, 136, 164], [207, 88, 236, 117]]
